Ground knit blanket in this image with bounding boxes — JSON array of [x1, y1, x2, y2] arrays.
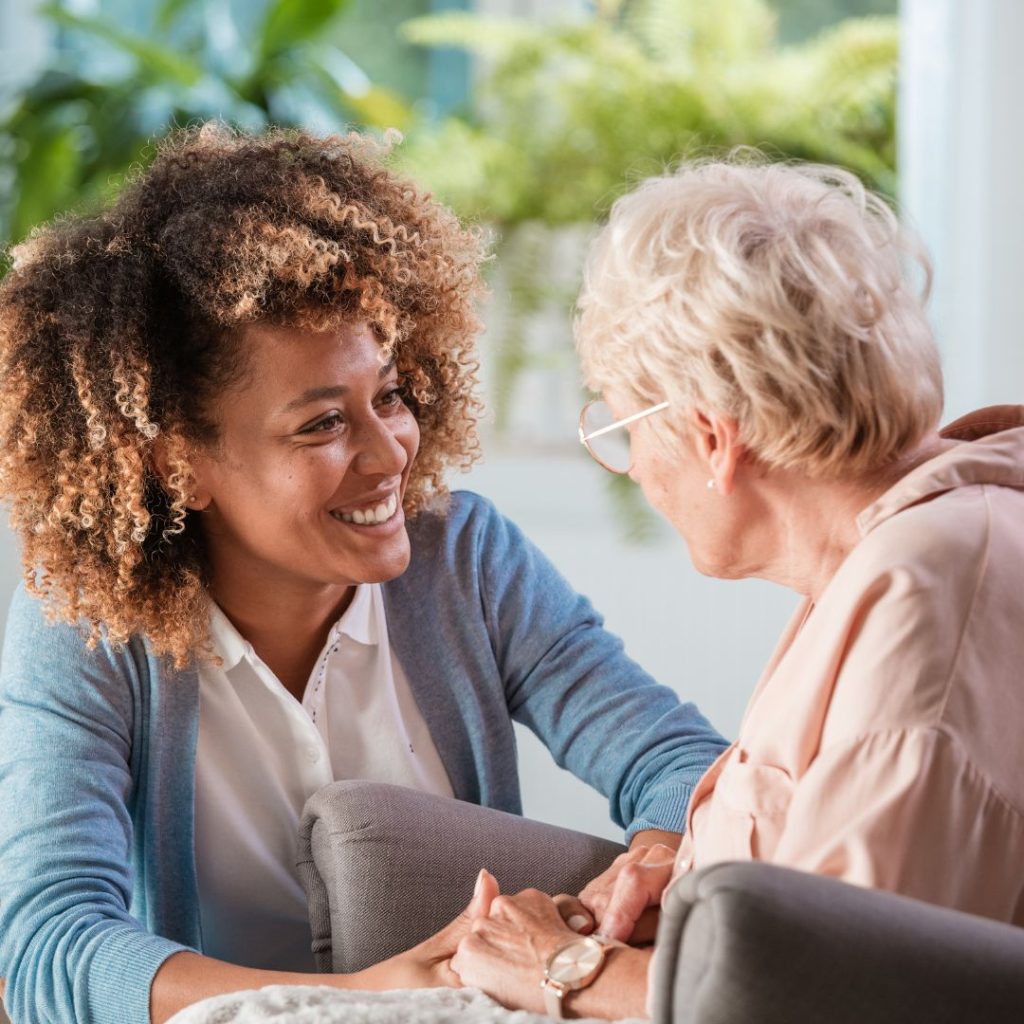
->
[[166, 985, 641, 1024]]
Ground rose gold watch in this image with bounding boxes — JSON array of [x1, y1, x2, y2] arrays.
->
[[540, 934, 622, 1019]]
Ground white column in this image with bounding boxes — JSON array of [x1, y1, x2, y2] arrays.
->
[[900, 0, 1024, 419]]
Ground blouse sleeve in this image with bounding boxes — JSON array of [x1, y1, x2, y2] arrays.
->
[[0, 585, 187, 1024], [771, 726, 1024, 917]]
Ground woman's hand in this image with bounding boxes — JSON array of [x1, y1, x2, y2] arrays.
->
[[363, 868, 500, 989], [450, 887, 579, 1014], [571, 842, 679, 942]]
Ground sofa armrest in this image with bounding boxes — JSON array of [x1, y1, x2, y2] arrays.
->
[[297, 781, 625, 974], [649, 861, 1024, 1024]]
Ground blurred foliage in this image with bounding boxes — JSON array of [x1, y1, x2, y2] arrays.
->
[[0, 0, 413, 270], [774, 0, 898, 44], [398, 0, 898, 225], [396, 0, 898, 532]]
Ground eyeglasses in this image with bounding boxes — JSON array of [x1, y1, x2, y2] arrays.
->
[[578, 399, 670, 474]]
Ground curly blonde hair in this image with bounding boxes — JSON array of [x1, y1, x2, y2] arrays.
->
[[0, 124, 486, 666], [577, 156, 943, 479]]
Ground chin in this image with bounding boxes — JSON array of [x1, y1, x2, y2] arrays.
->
[[687, 546, 737, 581], [347, 544, 412, 585]]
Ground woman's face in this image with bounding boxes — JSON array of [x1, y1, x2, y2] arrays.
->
[[606, 386, 744, 578], [190, 320, 420, 596]]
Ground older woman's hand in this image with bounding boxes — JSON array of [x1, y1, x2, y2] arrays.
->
[[572, 842, 678, 942], [450, 887, 579, 1015]]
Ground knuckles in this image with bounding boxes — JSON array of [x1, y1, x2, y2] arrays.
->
[[490, 894, 514, 916]]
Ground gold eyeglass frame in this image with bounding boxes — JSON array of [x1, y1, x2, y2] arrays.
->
[[577, 399, 670, 474]]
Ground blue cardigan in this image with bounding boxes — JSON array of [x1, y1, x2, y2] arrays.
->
[[0, 491, 726, 1024]]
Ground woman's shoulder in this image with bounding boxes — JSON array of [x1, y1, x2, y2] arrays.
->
[[1, 580, 162, 708], [407, 488, 499, 534], [395, 489, 566, 614], [838, 484, 993, 612], [4, 580, 91, 663], [404, 489, 513, 568], [818, 482, 1024, 747]]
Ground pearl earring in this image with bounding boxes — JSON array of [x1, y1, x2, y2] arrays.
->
[[706, 479, 715, 490]]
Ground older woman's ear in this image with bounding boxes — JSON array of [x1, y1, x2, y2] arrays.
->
[[687, 409, 744, 497]]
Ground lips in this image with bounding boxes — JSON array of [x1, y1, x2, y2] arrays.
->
[[330, 491, 399, 526]]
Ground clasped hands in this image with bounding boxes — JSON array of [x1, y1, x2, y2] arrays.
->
[[392, 842, 678, 1015]]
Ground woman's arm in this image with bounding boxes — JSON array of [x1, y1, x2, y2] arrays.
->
[[150, 946, 445, 1022], [151, 953, 343, 1024], [473, 496, 727, 838], [0, 587, 189, 1024], [150, 866, 497, 1022]]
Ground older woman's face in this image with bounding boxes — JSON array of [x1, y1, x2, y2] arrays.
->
[[190, 321, 419, 595], [607, 388, 744, 578]]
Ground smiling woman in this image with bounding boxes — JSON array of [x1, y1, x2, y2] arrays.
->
[[0, 125, 482, 665], [0, 125, 725, 1024], [179, 322, 422, 697]]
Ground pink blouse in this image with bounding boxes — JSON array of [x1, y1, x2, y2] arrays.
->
[[670, 407, 1024, 927]]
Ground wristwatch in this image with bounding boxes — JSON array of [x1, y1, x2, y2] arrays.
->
[[540, 934, 622, 1019]]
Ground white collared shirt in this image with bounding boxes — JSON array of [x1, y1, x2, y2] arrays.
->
[[194, 584, 453, 971]]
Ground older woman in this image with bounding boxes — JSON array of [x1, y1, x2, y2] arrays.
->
[[0, 126, 727, 1024], [450, 158, 1024, 1019]]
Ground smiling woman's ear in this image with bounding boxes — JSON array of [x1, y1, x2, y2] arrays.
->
[[151, 436, 210, 512], [687, 409, 745, 496]]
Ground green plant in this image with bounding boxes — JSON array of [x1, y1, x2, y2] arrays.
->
[[398, 0, 898, 225], [396, 0, 899, 535], [0, 0, 412, 270]]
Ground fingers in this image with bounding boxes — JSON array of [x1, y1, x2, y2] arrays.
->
[[467, 868, 500, 920], [421, 868, 500, 957], [599, 854, 676, 942], [450, 931, 493, 989], [487, 888, 568, 929], [552, 893, 594, 934], [578, 847, 644, 919]]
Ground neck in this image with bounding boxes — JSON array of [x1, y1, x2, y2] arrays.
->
[[740, 433, 958, 603], [207, 555, 355, 699]]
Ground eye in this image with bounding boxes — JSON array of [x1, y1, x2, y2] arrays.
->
[[303, 412, 345, 434], [377, 385, 406, 411]]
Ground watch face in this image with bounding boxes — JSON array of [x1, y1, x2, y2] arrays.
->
[[547, 937, 604, 985]]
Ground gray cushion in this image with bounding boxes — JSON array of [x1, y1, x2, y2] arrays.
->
[[297, 781, 625, 973], [651, 861, 1024, 1024]]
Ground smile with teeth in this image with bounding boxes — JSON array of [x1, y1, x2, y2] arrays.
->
[[332, 492, 399, 526]]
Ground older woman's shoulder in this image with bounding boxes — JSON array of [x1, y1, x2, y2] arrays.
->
[[820, 480, 1024, 751], [852, 481, 1002, 581]]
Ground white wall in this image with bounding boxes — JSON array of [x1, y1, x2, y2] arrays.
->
[[900, 0, 1024, 420]]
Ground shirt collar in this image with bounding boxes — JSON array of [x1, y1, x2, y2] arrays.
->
[[329, 583, 381, 647], [207, 582, 382, 672], [856, 405, 1024, 537], [207, 601, 250, 673]]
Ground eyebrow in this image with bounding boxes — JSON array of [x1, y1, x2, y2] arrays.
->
[[280, 357, 397, 414]]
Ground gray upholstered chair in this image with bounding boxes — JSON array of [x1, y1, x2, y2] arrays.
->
[[299, 780, 1024, 1023], [296, 779, 625, 973], [651, 861, 1024, 1024]]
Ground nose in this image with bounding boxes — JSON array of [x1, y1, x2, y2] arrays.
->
[[351, 413, 411, 477]]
